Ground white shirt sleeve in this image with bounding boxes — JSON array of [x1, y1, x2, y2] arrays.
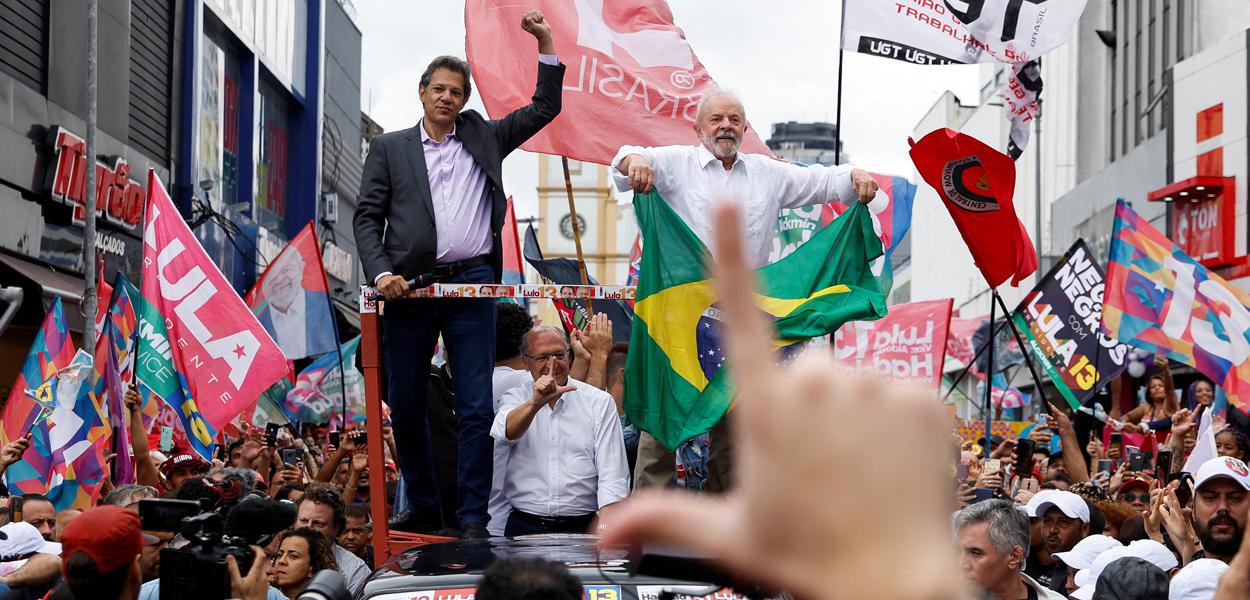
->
[[592, 390, 630, 508], [492, 387, 529, 445], [610, 144, 654, 192], [770, 161, 859, 210]]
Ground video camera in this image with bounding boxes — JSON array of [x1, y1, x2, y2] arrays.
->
[[140, 493, 296, 600]]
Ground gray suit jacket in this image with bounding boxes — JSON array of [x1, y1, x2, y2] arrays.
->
[[353, 61, 565, 284]]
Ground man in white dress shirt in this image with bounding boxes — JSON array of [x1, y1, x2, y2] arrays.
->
[[612, 91, 881, 491], [491, 326, 629, 536]]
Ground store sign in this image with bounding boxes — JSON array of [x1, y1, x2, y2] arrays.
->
[[1173, 199, 1223, 262], [46, 127, 146, 231], [322, 240, 354, 283]]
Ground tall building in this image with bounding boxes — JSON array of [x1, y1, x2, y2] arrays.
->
[[904, 1, 1250, 416], [0, 0, 366, 387], [765, 121, 848, 166], [532, 156, 637, 286]]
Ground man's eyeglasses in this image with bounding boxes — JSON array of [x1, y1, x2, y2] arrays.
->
[[1120, 492, 1150, 503], [524, 351, 569, 364]]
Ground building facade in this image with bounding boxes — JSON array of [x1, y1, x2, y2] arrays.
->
[[0, 0, 365, 391], [533, 155, 638, 286]]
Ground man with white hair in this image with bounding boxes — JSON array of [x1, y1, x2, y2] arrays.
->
[[612, 91, 880, 491], [955, 499, 1066, 600], [256, 247, 334, 359], [491, 326, 629, 536]]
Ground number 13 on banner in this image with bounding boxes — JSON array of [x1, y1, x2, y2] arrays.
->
[[584, 586, 620, 600]]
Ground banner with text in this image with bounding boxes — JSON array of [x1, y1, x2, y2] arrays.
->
[[1013, 239, 1129, 410], [834, 298, 954, 390], [841, 0, 1088, 65]]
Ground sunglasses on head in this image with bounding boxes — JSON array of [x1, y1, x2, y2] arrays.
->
[[1120, 492, 1150, 503]]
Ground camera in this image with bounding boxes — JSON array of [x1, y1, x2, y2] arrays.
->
[[141, 494, 296, 600]]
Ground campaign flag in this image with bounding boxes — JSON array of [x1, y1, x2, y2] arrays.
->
[[97, 327, 134, 485], [840, 0, 1087, 65], [1012, 240, 1130, 410], [625, 191, 886, 449], [465, 0, 771, 166], [1103, 199, 1250, 411], [972, 317, 1026, 377], [253, 379, 295, 427], [245, 222, 336, 360], [138, 171, 290, 458], [977, 372, 1029, 410], [98, 273, 160, 431], [2, 298, 76, 447], [94, 262, 112, 335], [9, 349, 112, 509], [523, 225, 634, 342], [1005, 59, 1043, 159], [501, 197, 526, 307], [910, 128, 1038, 288], [284, 337, 364, 424], [946, 316, 985, 368], [833, 298, 953, 390]]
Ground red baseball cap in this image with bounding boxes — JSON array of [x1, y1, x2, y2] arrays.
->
[[60, 505, 144, 575]]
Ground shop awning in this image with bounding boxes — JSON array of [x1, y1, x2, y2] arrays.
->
[[0, 252, 86, 331]]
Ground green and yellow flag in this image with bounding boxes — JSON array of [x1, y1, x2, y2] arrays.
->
[[624, 192, 888, 450]]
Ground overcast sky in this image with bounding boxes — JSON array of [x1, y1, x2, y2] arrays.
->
[[353, 0, 982, 220]]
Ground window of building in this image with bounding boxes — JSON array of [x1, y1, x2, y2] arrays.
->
[[128, 0, 174, 162], [196, 30, 245, 210], [256, 79, 293, 234], [0, 0, 48, 93]]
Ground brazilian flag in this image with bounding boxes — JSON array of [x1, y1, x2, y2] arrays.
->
[[624, 192, 888, 450]]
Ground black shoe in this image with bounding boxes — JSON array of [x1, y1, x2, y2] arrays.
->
[[461, 522, 489, 540], [389, 509, 443, 534]]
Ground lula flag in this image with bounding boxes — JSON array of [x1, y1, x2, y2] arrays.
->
[[840, 0, 1087, 65], [625, 191, 887, 450], [139, 170, 290, 456], [1012, 239, 1129, 411], [285, 337, 365, 424], [2, 298, 76, 448], [1103, 199, 1250, 411], [244, 221, 337, 360]]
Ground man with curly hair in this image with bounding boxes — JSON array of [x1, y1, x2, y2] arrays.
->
[[294, 483, 370, 593]]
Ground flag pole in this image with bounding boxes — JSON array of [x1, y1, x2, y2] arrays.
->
[[994, 291, 1053, 414], [985, 288, 995, 456], [311, 226, 349, 424], [560, 156, 593, 316], [833, 49, 845, 165]]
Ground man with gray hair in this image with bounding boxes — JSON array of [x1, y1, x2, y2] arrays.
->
[[491, 326, 628, 535], [956, 500, 1066, 600], [612, 91, 881, 491]]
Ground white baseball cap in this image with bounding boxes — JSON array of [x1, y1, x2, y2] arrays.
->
[[0, 521, 60, 561], [1050, 534, 1122, 570], [1022, 489, 1054, 516], [1031, 490, 1090, 522], [1194, 456, 1250, 492], [1071, 546, 1127, 600], [1169, 558, 1229, 600], [1074, 540, 1176, 588]]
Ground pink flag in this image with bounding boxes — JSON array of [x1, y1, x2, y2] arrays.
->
[[466, 0, 772, 165], [833, 299, 954, 391], [140, 171, 290, 434]]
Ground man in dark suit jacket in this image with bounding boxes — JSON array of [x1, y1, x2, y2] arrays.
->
[[353, 10, 562, 539]]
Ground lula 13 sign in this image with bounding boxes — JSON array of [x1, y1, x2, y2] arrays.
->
[[45, 126, 145, 230]]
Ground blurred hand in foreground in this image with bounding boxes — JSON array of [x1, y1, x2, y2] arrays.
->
[[599, 202, 960, 600]]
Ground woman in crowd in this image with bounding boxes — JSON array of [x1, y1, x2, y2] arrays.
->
[[271, 528, 339, 599], [1122, 366, 1179, 446]]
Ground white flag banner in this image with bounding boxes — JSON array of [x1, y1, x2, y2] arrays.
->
[[1005, 58, 1043, 159], [841, 0, 1088, 65]]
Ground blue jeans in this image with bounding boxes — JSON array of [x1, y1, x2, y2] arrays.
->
[[382, 264, 496, 527]]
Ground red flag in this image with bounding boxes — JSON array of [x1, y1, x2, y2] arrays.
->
[[93, 262, 112, 336], [465, 0, 772, 165], [140, 170, 290, 434], [833, 299, 954, 391], [909, 129, 1037, 288], [502, 198, 525, 287], [244, 222, 337, 360]]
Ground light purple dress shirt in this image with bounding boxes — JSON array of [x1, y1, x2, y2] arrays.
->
[[375, 54, 559, 284]]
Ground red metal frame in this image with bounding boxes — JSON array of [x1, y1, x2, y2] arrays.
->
[[1147, 175, 1238, 268], [360, 292, 453, 564]]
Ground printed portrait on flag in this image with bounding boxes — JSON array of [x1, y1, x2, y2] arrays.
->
[[246, 223, 336, 360]]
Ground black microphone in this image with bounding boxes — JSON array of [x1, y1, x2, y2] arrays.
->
[[225, 497, 296, 542]]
